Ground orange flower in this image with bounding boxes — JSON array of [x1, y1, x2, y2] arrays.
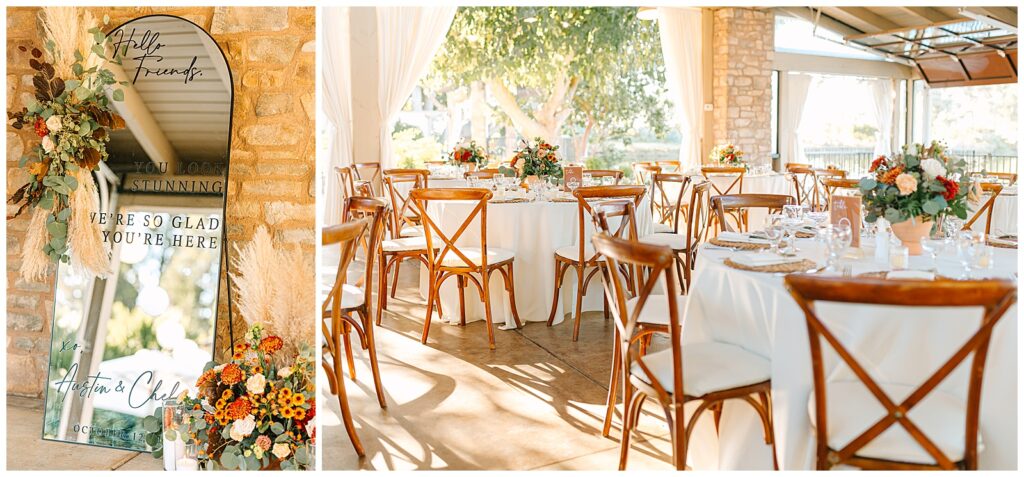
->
[[258, 336, 283, 355], [294, 408, 306, 421], [226, 399, 252, 420], [869, 156, 887, 173], [27, 160, 49, 179], [204, 413, 215, 424], [281, 407, 295, 419], [878, 165, 904, 185], [290, 393, 305, 406], [221, 363, 244, 385]]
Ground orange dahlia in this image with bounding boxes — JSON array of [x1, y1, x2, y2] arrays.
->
[[258, 336, 284, 355], [869, 156, 887, 172], [195, 369, 217, 388], [221, 363, 244, 385], [878, 165, 904, 185]]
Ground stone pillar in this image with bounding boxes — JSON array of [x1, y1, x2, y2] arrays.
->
[[711, 8, 774, 166]]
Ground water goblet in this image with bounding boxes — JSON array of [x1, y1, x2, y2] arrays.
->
[[763, 214, 784, 255]]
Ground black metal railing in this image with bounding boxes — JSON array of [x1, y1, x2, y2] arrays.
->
[[801, 146, 1017, 176]]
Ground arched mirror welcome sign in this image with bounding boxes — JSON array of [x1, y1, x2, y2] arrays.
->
[[41, 15, 233, 452]]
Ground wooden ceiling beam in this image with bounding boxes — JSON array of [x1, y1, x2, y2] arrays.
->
[[899, 7, 950, 24], [828, 7, 901, 33]]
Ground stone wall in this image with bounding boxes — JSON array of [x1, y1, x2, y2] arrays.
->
[[711, 7, 774, 166], [5, 7, 315, 397]]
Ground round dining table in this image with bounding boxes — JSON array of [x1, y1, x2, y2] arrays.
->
[[678, 238, 1017, 470], [406, 179, 653, 329], [968, 186, 1018, 237]]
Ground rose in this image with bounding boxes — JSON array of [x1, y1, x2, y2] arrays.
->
[[278, 366, 293, 379], [895, 173, 917, 196], [937, 176, 959, 201], [45, 115, 63, 133], [272, 442, 291, 460], [255, 434, 272, 451], [920, 158, 947, 180], [41, 135, 55, 153], [245, 373, 266, 395], [229, 414, 256, 442]]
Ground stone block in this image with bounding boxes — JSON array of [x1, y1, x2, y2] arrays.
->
[[211, 7, 289, 34]]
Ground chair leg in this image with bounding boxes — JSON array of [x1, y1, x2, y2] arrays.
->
[[572, 264, 585, 342], [390, 258, 402, 299], [457, 274, 467, 326], [602, 337, 621, 437], [422, 271, 437, 344], [333, 334, 364, 456], [618, 384, 639, 471], [504, 264, 523, 329], [360, 309, 387, 409], [376, 254, 388, 326], [480, 269, 496, 350], [546, 260, 567, 326], [342, 320, 356, 381]]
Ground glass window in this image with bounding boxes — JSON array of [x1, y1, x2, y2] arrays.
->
[[771, 70, 779, 156], [926, 83, 1017, 172], [775, 15, 882, 61]]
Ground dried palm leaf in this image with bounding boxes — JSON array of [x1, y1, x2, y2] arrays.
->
[[67, 168, 111, 277], [20, 208, 52, 282]]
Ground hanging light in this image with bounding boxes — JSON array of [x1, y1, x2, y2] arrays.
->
[[637, 7, 658, 21]]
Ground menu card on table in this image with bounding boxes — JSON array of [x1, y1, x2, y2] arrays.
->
[[830, 195, 862, 247], [563, 166, 583, 192]]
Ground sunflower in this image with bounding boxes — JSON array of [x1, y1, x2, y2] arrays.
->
[[290, 393, 305, 406], [293, 408, 306, 421], [281, 407, 295, 419]]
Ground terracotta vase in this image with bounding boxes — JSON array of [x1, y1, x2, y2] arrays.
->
[[467, 163, 477, 172], [890, 216, 933, 255]]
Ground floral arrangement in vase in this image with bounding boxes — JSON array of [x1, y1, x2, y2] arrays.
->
[[446, 139, 488, 169], [6, 8, 126, 281], [859, 141, 971, 253], [510, 137, 563, 180], [709, 143, 746, 168], [172, 325, 315, 470]]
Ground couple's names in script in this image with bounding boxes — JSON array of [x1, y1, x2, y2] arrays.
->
[[53, 339, 182, 410], [110, 27, 204, 84]]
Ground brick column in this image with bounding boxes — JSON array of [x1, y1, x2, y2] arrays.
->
[[711, 8, 774, 167]]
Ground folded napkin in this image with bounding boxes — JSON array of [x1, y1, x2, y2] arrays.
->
[[886, 270, 935, 280], [729, 252, 803, 267], [988, 236, 1017, 247], [718, 231, 771, 244]]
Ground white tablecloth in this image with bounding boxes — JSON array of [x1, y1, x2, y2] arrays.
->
[[969, 192, 1018, 236], [419, 198, 652, 328], [680, 240, 1017, 470], [657, 173, 794, 230]]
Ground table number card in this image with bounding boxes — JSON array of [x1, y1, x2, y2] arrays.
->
[[831, 195, 862, 247], [563, 166, 583, 191]]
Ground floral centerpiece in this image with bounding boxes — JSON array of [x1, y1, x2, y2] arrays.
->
[[158, 325, 315, 470], [709, 143, 746, 168], [6, 9, 126, 281], [446, 139, 488, 169], [510, 137, 563, 180], [859, 141, 971, 254]]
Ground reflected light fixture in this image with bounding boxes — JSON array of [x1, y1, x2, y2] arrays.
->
[[637, 7, 658, 21]]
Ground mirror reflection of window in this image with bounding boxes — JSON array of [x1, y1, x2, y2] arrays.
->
[[43, 15, 232, 452]]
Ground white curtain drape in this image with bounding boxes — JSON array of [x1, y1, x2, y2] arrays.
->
[[377, 7, 457, 169], [781, 73, 813, 164], [322, 7, 352, 225], [657, 7, 703, 170], [871, 78, 895, 156]]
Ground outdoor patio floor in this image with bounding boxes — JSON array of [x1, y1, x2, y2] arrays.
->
[[320, 253, 679, 470]]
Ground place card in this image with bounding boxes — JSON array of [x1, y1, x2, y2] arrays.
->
[[563, 166, 583, 191], [830, 195, 862, 247]]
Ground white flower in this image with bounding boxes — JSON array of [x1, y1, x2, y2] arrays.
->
[[245, 373, 266, 395], [229, 414, 256, 441], [214, 363, 226, 372], [277, 366, 293, 379], [41, 135, 55, 153], [45, 115, 62, 133], [920, 158, 947, 180], [272, 442, 291, 460]]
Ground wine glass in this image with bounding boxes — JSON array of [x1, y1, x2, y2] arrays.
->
[[763, 214, 784, 255], [836, 218, 853, 249]]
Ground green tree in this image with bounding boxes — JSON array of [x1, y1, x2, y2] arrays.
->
[[428, 7, 670, 160]]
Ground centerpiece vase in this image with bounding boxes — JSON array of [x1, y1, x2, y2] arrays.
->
[[467, 163, 477, 172], [890, 216, 932, 255]]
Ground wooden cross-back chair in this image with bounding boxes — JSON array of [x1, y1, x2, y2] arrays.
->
[[701, 166, 746, 196], [383, 169, 430, 239], [812, 168, 848, 211], [546, 185, 647, 342], [786, 162, 813, 172], [353, 163, 382, 195], [639, 180, 712, 292], [789, 167, 817, 209], [784, 274, 1016, 470], [632, 162, 662, 186], [971, 171, 1017, 186], [650, 173, 691, 233], [711, 194, 796, 233], [585, 169, 624, 185], [465, 170, 499, 180], [594, 233, 776, 470], [821, 178, 862, 212], [963, 182, 1004, 236], [654, 160, 682, 173], [411, 188, 522, 350], [321, 217, 371, 457], [336, 166, 358, 200]]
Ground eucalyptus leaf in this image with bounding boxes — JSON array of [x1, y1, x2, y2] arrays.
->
[[143, 415, 161, 433], [884, 207, 903, 224], [271, 422, 285, 435], [152, 448, 163, 459], [163, 429, 177, 441], [858, 177, 877, 192], [57, 207, 71, 221], [220, 451, 239, 470], [65, 79, 81, 91], [46, 221, 67, 238], [74, 86, 92, 100], [112, 89, 125, 101]]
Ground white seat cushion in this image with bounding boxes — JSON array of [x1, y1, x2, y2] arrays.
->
[[652, 222, 675, 234], [626, 294, 686, 327], [555, 244, 603, 262], [808, 381, 981, 465], [340, 284, 365, 309], [632, 341, 770, 397], [382, 236, 430, 252], [400, 225, 424, 237], [639, 232, 688, 251], [439, 246, 515, 267]]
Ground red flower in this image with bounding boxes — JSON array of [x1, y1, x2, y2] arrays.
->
[[869, 156, 887, 173], [33, 117, 48, 138], [937, 176, 959, 201]]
